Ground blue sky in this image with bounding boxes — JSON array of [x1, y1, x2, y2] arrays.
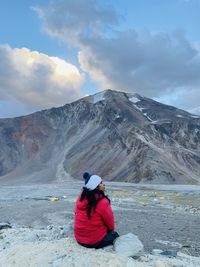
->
[[116, 0, 199, 39], [0, 0, 200, 118]]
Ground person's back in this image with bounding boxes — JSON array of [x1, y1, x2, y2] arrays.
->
[[74, 173, 119, 249], [74, 192, 114, 244]]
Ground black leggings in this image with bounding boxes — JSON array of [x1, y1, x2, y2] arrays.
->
[[78, 231, 119, 249]]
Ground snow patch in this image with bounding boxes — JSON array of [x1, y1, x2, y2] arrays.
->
[[150, 121, 159, 124], [143, 113, 153, 122], [129, 96, 140, 103], [134, 105, 155, 122], [191, 115, 200, 118], [93, 92, 105, 104], [176, 115, 184, 118], [134, 105, 146, 112], [115, 114, 121, 119]]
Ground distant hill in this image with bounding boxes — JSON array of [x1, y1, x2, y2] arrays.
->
[[0, 89, 200, 185]]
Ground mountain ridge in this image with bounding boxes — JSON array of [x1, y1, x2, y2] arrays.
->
[[0, 89, 200, 185]]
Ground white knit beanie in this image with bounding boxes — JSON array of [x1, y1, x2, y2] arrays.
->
[[85, 175, 102, 190]]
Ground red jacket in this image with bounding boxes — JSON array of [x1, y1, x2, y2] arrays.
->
[[74, 194, 114, 245]]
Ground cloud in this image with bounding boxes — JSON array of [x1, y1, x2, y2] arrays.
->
[[0, 44, 85, 113], [79, 30, 200, 94], [33, 0, 119, 46], [34, 0, 200, 114]]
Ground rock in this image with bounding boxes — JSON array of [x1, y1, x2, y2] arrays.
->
[[102, 245, 113, 252], [160, 250, 177, 257], [114, 233, 144, 257], [182, 244, 191, 248], [0, 223, 12, 230], [152, 249, 163, 255], [139, 255, 150, 262], [154, 260, 169, 267]]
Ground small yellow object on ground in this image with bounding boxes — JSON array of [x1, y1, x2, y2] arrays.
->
[[48, 197, 59, 202]]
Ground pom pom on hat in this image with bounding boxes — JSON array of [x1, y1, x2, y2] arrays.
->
[[83, 172, 91, 184]]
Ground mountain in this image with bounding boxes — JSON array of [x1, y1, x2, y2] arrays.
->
[[0, 89, 200, 185]]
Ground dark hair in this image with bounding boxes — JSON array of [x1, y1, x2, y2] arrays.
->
[[80, 187, 110, 219]]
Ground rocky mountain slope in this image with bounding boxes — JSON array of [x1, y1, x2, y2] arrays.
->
[[0, 89, 200, 184]]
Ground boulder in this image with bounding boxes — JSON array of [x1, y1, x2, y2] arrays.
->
[[152, 249, 163, 256], [0, 223, 12, 230], [114, 233, 144, 257]]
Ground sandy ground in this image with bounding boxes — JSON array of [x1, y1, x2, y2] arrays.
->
[[0, 182, 200, 266]]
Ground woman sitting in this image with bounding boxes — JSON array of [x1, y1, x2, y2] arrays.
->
[[74, 172, 119, 249]]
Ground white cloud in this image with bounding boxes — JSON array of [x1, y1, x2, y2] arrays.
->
[[79, 31, 200, 114], [0, 44, 85, 113], [34, 0, 200, 114]]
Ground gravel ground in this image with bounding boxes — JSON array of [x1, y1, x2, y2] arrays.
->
[[115, 204, 200, 256], [0, 182, 199, 257]]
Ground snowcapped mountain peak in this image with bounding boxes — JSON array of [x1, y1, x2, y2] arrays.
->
[[1, 88, 200, 185]]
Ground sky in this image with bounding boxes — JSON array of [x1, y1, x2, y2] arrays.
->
[[0, 0, 200, 118]]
